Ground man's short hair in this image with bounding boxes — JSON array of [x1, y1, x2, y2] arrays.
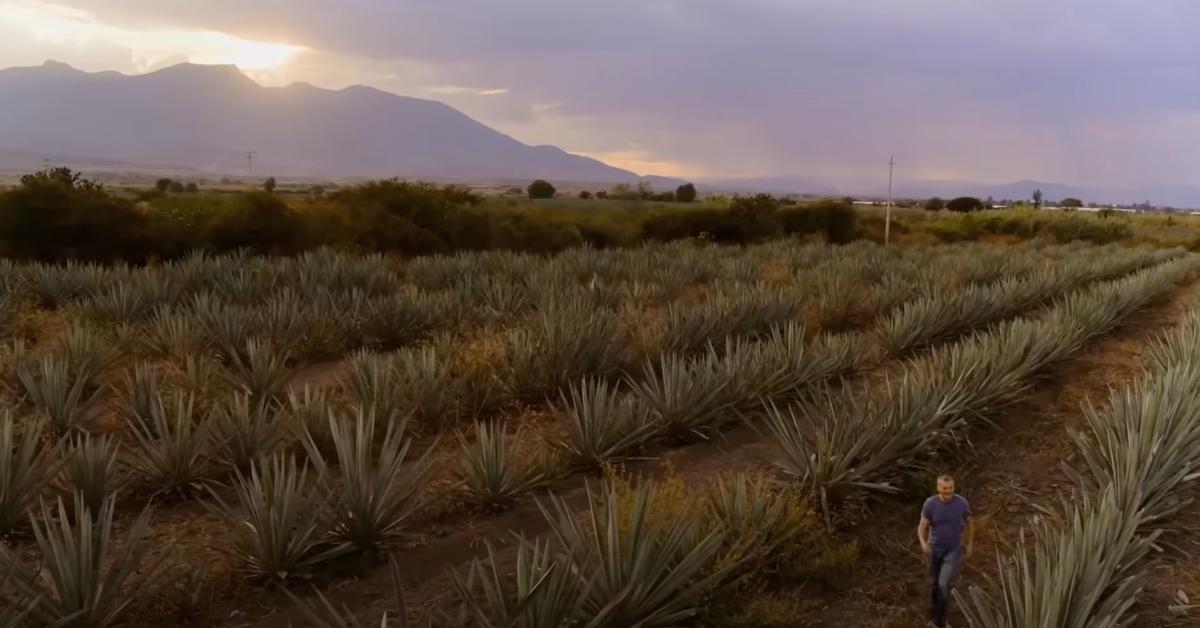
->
[[937, 474, 955, 483]]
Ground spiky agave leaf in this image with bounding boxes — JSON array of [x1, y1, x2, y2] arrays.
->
[[444, 537, 578, 628], [142, 308, 209, 357], [56, 323, 117, 387], [207, 454, 352, 582], [458, 422, 547, 510], [60, 432, 124, 516], [224, 339, 294, 412], [359, 290, 443, 349], [115, 362, 161, 433], [287, 385, 342, 460], [393, 346, 462, 430], [0, 561, 43, 627], [961, 317, 1200, 627], [706, 472, 800, 551], [0, 495, 163, 628], [306, 409, 433, 552], [498, 300, 629, 404], [537, 480, 733, 626], [17, 355, 99, 434], [83, 282, 156, 322], [213, 392, 285, 474], [755, 323, 863, 402], [128, 392, 211, 497], [342, 352, 407, 428], [629, 353, 734, 442], [958, 490, 1153, 628], [0, 411, 57, 536], [557, 377, 658, 468], [285, 553, 410, 628]]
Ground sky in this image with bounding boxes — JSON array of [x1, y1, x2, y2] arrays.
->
[[2, 0, 1199, 189]]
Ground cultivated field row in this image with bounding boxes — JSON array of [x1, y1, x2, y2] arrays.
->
[[959, 295, 1200, 626], [0, 240, 1187, 626], [377, 255, 1196, 626]]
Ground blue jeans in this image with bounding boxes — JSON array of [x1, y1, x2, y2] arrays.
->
[[929, 547, 962, 627]]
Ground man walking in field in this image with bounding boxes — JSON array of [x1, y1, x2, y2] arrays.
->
[[917, 474, 974, 628]]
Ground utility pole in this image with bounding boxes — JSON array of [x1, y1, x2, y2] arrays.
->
[[246, 150, 256, 176], [885, 154, 896, 246]]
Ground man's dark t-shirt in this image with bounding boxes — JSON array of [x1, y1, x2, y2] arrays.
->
[[922, 495, 971, 552]]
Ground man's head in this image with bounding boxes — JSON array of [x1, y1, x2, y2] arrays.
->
[[936, 475, 956, 502]]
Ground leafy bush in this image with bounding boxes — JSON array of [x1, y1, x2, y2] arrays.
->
[[527, 179, 557, 199], [921, 209, 1132, 244], [947, 196, 985, 212], [775, 200, 857, 243], [0, 168, 150, 262], [641, 207, 779, 244], [208, 191, 303, 254], [676, 182, 698, 203]]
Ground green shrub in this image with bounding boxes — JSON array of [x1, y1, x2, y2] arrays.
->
[[947, 196, 985, 212], [0, 168, 150, 262], [676, 182, 698, 202], [776, 200, 857, 243], [527, 179, 556, 199], [209, 191, 303, 254], [641, 208, 781, 244]]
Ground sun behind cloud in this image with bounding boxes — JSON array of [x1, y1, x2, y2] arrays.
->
[[0, 0, 303, 71]]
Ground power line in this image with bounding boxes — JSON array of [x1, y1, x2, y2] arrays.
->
[[885, 154, 896, 246]]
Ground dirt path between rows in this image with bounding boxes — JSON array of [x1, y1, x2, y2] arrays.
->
[[787, 275, 1200, 628]]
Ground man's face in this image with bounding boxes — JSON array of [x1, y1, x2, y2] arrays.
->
[[937, 478, 955, 502]]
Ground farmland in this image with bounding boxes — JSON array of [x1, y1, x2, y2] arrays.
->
[[0, 237, 1199, 627]]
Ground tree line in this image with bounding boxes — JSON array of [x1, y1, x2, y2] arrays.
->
[[0, 168, 857, 263]]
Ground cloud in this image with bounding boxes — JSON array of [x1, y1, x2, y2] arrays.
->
[[0, 0, 303, 71], [5, 0, 1200, 185], [425, 84, 508, 96]]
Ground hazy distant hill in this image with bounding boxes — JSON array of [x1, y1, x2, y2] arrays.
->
[[858, 178, 1200, 209], [0, 61, 640, 183]]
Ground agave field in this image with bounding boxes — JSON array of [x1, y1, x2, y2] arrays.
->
[[0, 238, 1194, 627]]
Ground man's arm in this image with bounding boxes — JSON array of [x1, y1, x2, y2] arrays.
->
[[917, 516, 931, 553]]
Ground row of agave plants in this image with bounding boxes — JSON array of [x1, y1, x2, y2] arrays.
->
[[0, 241, 1145, 626], [0, 242, 1019, 625], [355, 250, 1196, 626], [0, 240, 1062, 369], [540, 246, 1181, 478], [764, 255, 1198, 522], [875, 247, 1180, 356], [0, 242, 1033, 543], [958, 297, 1200, 625], [0, 240, 1060, 444], [0, 242, 1050, 537], [286, 473, 856, 627]]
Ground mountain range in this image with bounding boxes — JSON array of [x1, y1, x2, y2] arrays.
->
[[4, 60, 1199, 207], [0, 60, 638, 183]]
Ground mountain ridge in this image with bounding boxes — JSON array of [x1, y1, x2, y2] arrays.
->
[[0, 60, 640, 183]]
